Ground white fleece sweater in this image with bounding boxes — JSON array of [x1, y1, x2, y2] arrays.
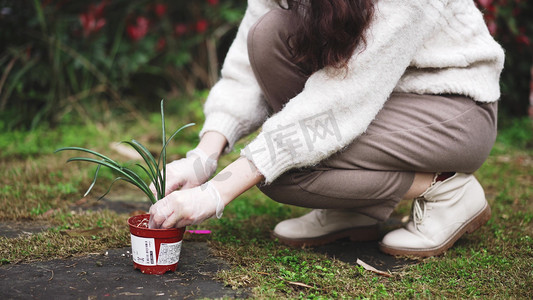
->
[[199, 0, 505, 184]]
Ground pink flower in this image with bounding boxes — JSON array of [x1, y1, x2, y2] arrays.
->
[[156, 37, 167, 51], [127, 16, 150, 42], [207, 0, 219, 6], [93, 0, 107, 19], [477, 0, 493, 8], [516, 35, 530, 46], [154, 3, 167, 17], [487, 20, 497, 36], [195, 19, 208, 33], [174, 23, 188, 36], [79, 0, 108, 37]]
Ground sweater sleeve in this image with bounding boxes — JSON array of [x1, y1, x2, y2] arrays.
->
[[199, 0, 275, 152], [242, 0, 449, 183]]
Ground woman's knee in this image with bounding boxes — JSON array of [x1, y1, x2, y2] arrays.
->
[[453, 101, 498, 173], [247, 9, 292, 72], [247, 9, 310, 111], [258, 171, 302, 206], [258, 169, 328, 207]]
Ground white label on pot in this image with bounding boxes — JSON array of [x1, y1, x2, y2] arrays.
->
[[157, 241, 182, 266], [130, 234, 156, 266]]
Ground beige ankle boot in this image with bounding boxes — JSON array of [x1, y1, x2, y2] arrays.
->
[[273, 209, 379, 247], [379, 173, 491, 257]]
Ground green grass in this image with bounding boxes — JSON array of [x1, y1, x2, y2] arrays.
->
[[0, 99, 532, 298], [0, 209, 130, 264]]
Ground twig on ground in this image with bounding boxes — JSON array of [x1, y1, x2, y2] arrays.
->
[[356, 259, 393, 278], [277, 276, 315, 289], [255, 271, 270, 275]]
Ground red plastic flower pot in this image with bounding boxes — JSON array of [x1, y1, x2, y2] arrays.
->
[[128, 214, 185, 275]]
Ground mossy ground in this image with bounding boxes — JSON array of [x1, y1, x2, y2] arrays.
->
[[1, 99, 531, 298]]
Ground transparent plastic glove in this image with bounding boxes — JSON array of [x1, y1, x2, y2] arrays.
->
[[148, 181, 224, 229], [149, 148, 217, 197]]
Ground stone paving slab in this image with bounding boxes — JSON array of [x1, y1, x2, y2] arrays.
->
[[0, 242, 247, 300], [0, 220, 51, 239]]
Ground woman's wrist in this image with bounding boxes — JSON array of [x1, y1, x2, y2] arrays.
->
[[196, 131, 228, 161], [210, 156, 264, 206]]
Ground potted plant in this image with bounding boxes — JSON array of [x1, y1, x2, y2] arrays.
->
[[56, 100, 193, 275]]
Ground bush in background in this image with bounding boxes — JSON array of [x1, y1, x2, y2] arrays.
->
[[0, 0, 245, 130], [475, 0, 532, 117], [0, 0, 531, 130]]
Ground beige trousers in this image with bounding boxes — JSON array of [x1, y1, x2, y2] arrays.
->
[[247, 9, 498, 221]]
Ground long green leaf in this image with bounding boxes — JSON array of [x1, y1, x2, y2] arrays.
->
[[56, 147, 119, 166], [97, 177, 129, 201], [160, 100, 166, 200], [135, 163, 154, 180], [65, 157, 154, 203], [156, 122, 195, 193], [57, 104, 193, 204], [119, 166, 153, 194], [123, 139, 164, 201], [65, 157, 139, 184], [84, 164, 102, 197], [32, 0, 48, 34], [129, 140, 160, 177], [163, 123, 195, 154], [130, 140, 158, 168], [1, 57, 39, 109], [135, 163, 161, 200], [121, 140, 160, 195], [97, 177, 156, 203]]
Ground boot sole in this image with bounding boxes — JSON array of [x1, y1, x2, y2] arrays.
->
[[379, 203, 491, 257], [272, 225, 380, 247]]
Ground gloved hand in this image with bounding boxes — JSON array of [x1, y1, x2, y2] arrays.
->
[[149, 148, 217, 197], [148, 181, 224, 229]]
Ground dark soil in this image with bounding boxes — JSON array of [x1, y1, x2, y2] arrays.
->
[[0, 242, 248, 299], [0, 196, 415, 299]]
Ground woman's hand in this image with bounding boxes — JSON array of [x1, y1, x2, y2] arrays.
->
[[150, 131, 228, 197], [148, 157, 265, 229], [148, 182, 223, 229], [150, 148, 217, 197]]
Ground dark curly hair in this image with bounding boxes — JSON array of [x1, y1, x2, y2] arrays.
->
[[279, 0, 376, 73]]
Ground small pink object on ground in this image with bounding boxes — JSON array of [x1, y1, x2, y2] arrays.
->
[[186, 230, 211, 234]]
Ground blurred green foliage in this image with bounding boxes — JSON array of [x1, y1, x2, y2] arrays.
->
[[0, 0, 245, 130], [0, 0, 531, 131], [474, 0, 533, 117]]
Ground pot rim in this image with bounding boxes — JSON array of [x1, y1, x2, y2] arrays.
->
[[128, 213, 185, 238]]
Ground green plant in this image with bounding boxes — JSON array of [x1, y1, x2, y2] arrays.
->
[[55, 100, 193, 203], [0, 0, 246, 130], [474, 0, 533, 116]]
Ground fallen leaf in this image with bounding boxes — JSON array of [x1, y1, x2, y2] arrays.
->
[[75, 197, 89, 206], [41, 208, 61, 218], [356, 259, 392, 277], [277, 276, 314, 289], [287, 281, 314, 288], [255, 271, 270, 275]]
